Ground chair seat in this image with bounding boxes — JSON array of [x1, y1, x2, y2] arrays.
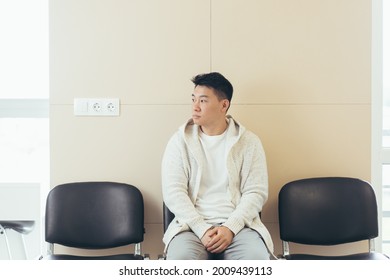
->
[[42, 254, 144, 260], [284, 252, 389, 260], [0, 220, 35, 234]]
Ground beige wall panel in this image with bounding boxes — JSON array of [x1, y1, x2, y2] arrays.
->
[[50, 0, 210, 105], [49, 0, 373, 259], [263, 222, 279, 255], [50, 104, 191, 224], [229, 104, 371, 223], [211, 0, 370, 104]]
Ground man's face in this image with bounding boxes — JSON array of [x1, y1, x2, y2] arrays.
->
[[191, 85, 229, 128]]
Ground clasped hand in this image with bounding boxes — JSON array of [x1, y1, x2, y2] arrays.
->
[[201, 226, 234, 254]]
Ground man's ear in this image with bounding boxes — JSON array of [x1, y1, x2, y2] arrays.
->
[[222, 99, 230, 112]]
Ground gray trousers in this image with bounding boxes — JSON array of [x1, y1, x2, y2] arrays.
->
[[166, 228, 270, 260]]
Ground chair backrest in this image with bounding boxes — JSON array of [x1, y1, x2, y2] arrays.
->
[[163, 202, 174, 233], [45, 181, 144, 249], [278, 177, 378, 246]]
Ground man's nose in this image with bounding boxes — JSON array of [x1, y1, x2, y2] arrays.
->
[[193, 101, 200, 111]]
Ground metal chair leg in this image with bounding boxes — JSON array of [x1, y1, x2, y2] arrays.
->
[[0, 225, 13, 259], [21, 234, 29, 259]]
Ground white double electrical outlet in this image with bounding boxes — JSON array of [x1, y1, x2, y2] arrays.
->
[[74, 98, 120, 116]]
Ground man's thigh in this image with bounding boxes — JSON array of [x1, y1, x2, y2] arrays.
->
[[223, 228, 270, 260]]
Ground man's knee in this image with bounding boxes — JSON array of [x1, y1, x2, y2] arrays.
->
[[166, 231, 208, 260]]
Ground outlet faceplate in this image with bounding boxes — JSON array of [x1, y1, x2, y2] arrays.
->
[[74, 98, 120, 116]]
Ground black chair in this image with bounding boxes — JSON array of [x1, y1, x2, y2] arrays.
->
[[158, 203, 174, 259], [42, 181, 146, 260], [163, 202, 175, 233], [278, 177, 389, 260]]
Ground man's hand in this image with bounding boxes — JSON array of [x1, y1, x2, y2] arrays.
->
[[201, 226, 218, 247], [202, 226, 234, 254]]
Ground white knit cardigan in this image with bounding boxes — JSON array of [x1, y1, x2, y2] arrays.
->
[[161, 115, 274, 253]]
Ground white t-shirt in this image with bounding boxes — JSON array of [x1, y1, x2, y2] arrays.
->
[[195, 128, 235, 225]]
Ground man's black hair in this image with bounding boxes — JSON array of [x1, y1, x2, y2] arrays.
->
[[191, 72, 233, 103]]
